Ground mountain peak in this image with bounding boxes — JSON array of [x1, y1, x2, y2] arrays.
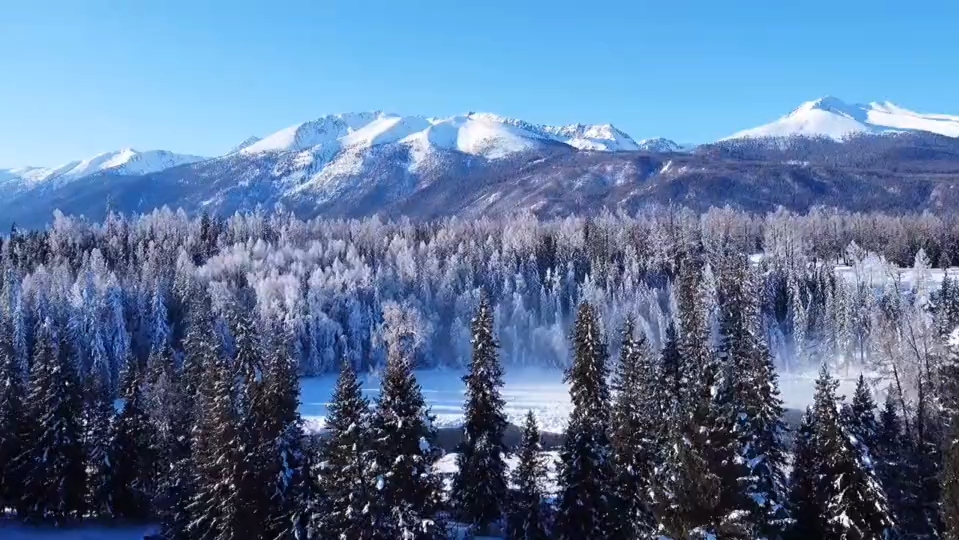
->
[[726, 97, 959, 141]]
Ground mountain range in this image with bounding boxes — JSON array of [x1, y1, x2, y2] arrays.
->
[[3, 97, 959, 228]]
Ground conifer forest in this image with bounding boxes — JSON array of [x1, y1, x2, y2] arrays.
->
[[1, 206, 959, 539]]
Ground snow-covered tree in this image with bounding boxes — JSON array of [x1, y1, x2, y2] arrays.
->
[[555, 301, 617, 540], [508, 411, 550, 540], [451, 295, 509, 532]]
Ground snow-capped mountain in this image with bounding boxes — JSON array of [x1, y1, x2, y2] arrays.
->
[[636, 138, 688, 152], [2, 148, 207, 187], [725, 97, 959, 141], [229, 136, 262, 154], [239, 111, 641, 159]]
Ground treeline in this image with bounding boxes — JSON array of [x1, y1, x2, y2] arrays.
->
[[1, 251, 959, 539], [1, 207, 959, 387]]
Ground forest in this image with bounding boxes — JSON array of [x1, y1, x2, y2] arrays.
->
[[1, 205, 959, 539]]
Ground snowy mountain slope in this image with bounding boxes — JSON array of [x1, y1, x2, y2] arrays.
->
[[240, 111, 640, 159], [725, 96, 959, 141], [1, 148, 207, 187]]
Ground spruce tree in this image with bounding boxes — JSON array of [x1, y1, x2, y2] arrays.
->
[[313, 360, 378, 539], [788, 408, 828, 540], [0, 315, 25, 514], [253, 329, 308, 540], [82, 353, 115, 519], [654, 260, 724, 540], [555, 302, 617, 540], [610, 316, 656, 538], [874, 390, 907, 540], [788, 366, 892, 540], [370, 316, 444, 540], [19, 318, 87, 523], [187, 334, 244, 540], [108, 358, 156, 521], [508, 411, 550, 540], [845, 375, 879, 451], [942, 336, 959, 540], [713, 256, 789, 539], [451, 296, 509, 533]]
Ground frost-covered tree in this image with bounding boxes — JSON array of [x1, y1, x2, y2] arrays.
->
[[451, 295, 509, 532], [107, 358, 155, 521]]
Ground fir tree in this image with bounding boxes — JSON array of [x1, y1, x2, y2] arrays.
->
[[187, 334, 244, 540], [253, 329, 308, 540], [874, 390, 907, 540], [713, 256, 789, 539], [610, 316, 656, 538], [19, 318, 87, 523], [654, 260, 724, 540], [451, 296, 509, 533], [844, 375, 879, 451], [942, 336, 959, 540], [788, 408, 828, 540], [508, 411, 550, 540], [82, 353, 115, 518], [313, 360, 378, 539], [555, 302, 617, 540], [370, 312, 445, 540], [788, 366, 893, 540], [107, 358, 156, 521], [0, 315, 25, 514]]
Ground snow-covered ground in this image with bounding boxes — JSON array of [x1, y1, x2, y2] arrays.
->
[[300, 368, 570, 433], [436, 451, 562, 495], [0, 523, 156, 540], [299, 367, 866, 433]]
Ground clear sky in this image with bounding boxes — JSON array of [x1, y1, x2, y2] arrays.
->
[[2, 0, 957, 167]]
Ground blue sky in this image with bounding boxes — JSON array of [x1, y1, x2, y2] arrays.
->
[[2, 0, 957, 167]]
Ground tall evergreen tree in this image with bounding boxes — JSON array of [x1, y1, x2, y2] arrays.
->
[[252, 329, 308, 540], [451, 296, 509, 533], [0, 315, 25, 514], [610, 316, 656, 538], [654, 259, 724, 540], [19, 318, 87, 523], [107, 358, 156, 521], [370, 312, 445, 540], [82, 350, 115, 518], [555, 302, 617, 540], [788, 408, 828, 540], [844, 375, 879, 451], [874, 390, 907, 540], [942, 335, 959, 540], [788, 365, 892, 540], [508, 411, 550, 540], [187, 333, 244, 540], [312, 360, 378, 539], [713, 256, 789, 539]]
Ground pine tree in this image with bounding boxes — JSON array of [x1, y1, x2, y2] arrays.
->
[[108, 358, 156, 521], [555, 301, 617, 540], [610, 316, 656, 538], [874, 390, 907, 540], [844, 375, 879, 451], [253, 329, 308, 540], [788, 408, 828, 540], [0, 315, 26, 514], [654, 260, 724, 540], [82, 352, 115, 518], [370, 314, 445, 540], [788, 366, 892, 540], [19, 318, 87, 523], [312, 360, 378, 539], [508, 411, 550, 540], [713, 256, 789, 539], [451, 295, 509, 533], [187, 343, 244, 540], [942, 336, 959, 540]]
